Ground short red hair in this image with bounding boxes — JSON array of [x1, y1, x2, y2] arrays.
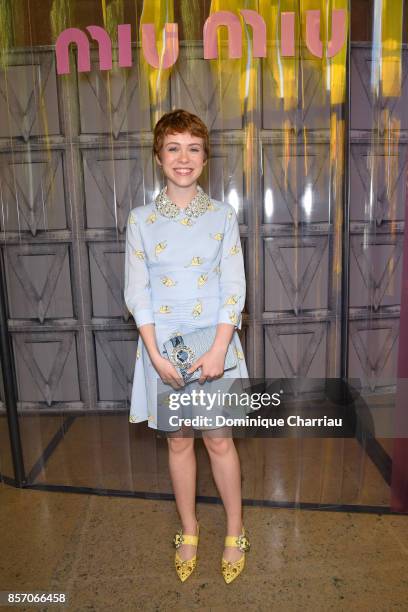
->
[[153, 109, 209, 161]]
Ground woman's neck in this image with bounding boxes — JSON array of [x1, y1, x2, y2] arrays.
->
[[166, 182, 198, 209]]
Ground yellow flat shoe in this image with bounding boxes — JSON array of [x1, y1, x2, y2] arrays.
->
[[173, 523, 199, 582], [221, 527, 250, 584]]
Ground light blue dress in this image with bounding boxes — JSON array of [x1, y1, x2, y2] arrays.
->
[[124, 188, 249, 429]]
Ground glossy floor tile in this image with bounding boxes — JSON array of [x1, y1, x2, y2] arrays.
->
[[1, 414, 392, 508], [1, 484, 407, 611]]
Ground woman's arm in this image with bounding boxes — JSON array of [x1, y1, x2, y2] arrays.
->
[[138, 324, 185, 390], [187, 205, 246, 383], [186, 322, 235, 384], [216, 204, 246, 331], [136, 323, 162, 363], [124, 209, 154, 327], [212, 322, 235, 352], [124, 210, 183, 389]]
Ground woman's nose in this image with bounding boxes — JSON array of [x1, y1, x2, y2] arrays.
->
[[177, 150, 190, 162]]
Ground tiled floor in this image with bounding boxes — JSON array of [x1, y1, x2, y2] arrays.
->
[[1, 485, 407, 611], [1, 415, 393, 506]]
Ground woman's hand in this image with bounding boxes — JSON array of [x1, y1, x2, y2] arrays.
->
[[187, 346, 227, 384], [151, 354, 185, 390]]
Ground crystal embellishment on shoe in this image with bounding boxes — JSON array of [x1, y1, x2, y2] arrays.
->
[[173, 530, 184, 548], [221, 527, 250, 584], [173, 523, 199, 582], [236, 533, 250, 552]]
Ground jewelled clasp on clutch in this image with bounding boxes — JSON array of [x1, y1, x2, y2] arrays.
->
[[170, 345, 195, 369]]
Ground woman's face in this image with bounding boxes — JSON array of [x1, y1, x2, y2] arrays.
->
[[156, 131, 206, 189]]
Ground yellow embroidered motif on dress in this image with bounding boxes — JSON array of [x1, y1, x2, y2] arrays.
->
[[136, 349, 141, 359], [234, 347, 244, 360], [227, 210, 233, 219], [163, 395, 172, 406], [197, 274, 208, 287], [211, 232, 224, 241], [230, 244, 240, 256], [128, 212, 136, 224], [134, 250, 145, 260], [213, 264, 221, 276], [159, 305, 172, 314], [186, 256, 203, 267], [180, 218, 193, 226], [224, 295, 239, 305], [161, 276, 177, 287], [208, 202, 220, 211], [229, 311, 238, 325], [146, 212, 157, 224], [192, 301, 202, 317], [155, 241, 167, 256]]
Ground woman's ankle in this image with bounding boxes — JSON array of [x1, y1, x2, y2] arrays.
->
[[181, 519, 198, 534], [226, 519, 243, 535]]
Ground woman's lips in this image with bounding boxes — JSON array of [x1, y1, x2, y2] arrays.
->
[[174, 168, 193, 175]]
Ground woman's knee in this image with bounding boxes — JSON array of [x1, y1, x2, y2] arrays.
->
[[202, 436, 232, 456], [167, 436, 194, 454]]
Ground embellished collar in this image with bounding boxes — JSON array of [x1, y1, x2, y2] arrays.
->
[[154, 184, 212, 219]]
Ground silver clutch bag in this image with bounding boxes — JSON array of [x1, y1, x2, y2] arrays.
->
[[162, 326, 237, 383]]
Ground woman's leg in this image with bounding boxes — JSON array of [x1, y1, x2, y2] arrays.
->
[[202, 427, 244, 563], [167, 426, 198, 561]]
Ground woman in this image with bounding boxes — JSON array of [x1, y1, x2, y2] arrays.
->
[[124, 109, 251, 583]]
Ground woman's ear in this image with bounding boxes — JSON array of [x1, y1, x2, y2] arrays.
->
[[155, 153, 162, 166]]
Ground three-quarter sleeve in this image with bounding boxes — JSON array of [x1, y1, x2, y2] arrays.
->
[[217, 205, 246, 330], [124, 209, 154, 328]]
